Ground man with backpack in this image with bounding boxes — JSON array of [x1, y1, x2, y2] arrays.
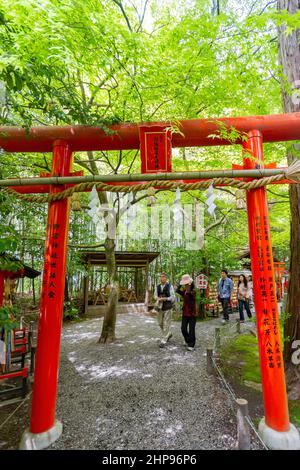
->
[[154, 272, 175, 348]]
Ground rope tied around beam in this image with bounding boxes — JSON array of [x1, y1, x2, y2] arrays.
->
[[1, 160, 300, 204]]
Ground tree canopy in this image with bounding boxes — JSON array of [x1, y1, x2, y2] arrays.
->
[[0, 0, 293, 285]]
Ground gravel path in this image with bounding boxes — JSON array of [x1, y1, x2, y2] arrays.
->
[[0, 312, 263, 450], [47, 312, 248, 450]]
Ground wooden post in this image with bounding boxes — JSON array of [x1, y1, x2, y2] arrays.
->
[[145, 261, 149, 306], [28, 321, 34, 352], [83, 273, 89, 316], [134, 267, 138, 298], [236, 398, 251, 450], [206, 348, 214, 375], [215, 327, 221, 348], [30, 346, 36, 376]]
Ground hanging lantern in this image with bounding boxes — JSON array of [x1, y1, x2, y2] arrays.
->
[[235, 189, 246, 210], [71, 192, 81, 211]]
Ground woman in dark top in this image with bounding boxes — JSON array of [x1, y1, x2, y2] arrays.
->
[[176, 274, 197, 351]]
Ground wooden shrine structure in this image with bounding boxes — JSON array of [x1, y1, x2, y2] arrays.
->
[[81, 251, 159, 315]]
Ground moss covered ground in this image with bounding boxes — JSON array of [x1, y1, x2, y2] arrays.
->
[[219, 332, 300, 427]]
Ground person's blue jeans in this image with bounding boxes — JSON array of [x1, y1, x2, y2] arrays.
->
[[238, 299, 252, 321]]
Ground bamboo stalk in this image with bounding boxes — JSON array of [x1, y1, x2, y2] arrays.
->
[[0, 168, 290, 187]]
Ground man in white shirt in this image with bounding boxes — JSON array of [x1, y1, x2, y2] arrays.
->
[[154, 272, 175, 348]]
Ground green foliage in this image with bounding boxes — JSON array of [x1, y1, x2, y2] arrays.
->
[[63, 301, 80, 321], [289, 401, 300, 427], [0, 253, 22, 272], [0, 304, 18, 331], [0, 238, 17, 253], [0, 224, 19, 255], [0, 222, 22, 271], [208, 121, 249, 144]]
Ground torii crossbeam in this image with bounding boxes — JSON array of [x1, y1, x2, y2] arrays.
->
[[1, 113, 300, 450]]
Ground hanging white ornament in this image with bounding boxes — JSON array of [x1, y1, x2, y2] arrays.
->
[[205, 183, 216, 219], [87, 185, 100, 224], [173, 187, 183, 223], [87, 185, 106, 240]]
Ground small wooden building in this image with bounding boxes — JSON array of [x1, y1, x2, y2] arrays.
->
[[0, 254, 41, 307], [81, 251, 159, 316]]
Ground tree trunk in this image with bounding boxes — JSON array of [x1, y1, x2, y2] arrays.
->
[[84, 150, 120, 343], [64, 276, 70, 302], [278, 0, 300, 399], [98, 237, 119, 343]]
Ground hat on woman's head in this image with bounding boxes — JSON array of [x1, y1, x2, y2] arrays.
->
[[179, 274, 193, 285]]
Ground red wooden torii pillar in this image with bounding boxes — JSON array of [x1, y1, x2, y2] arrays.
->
[[243, 130, 299, 449], [20, 141, 74, 449]]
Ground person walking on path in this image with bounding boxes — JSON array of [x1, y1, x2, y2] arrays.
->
[[176, 274, 197, 351], [237, 274, 252, 322], [247, 274, 254, 309], [218, 269, 233, 325], [154, 273, 175, 348]]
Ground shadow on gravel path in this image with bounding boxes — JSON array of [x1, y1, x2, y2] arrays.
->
[[0, 312, 258, 450]]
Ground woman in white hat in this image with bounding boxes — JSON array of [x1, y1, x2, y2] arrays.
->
[[176, 274, 197, 351]]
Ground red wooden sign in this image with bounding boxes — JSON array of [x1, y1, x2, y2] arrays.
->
[[195, 274, 208, 289], [139, 126, 172, 173]]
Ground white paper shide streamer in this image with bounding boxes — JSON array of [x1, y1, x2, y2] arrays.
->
[[205, 183, 216, 219], [173, 187, 183, 223]]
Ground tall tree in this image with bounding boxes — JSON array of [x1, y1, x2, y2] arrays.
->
[[278, 0, 300, 399]]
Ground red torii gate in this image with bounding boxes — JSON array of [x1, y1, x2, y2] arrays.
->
[[1, 112, 300, 450]]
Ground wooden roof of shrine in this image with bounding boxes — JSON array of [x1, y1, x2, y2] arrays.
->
[[81, 251, 160, 268], [0, 253, 41, 279]]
